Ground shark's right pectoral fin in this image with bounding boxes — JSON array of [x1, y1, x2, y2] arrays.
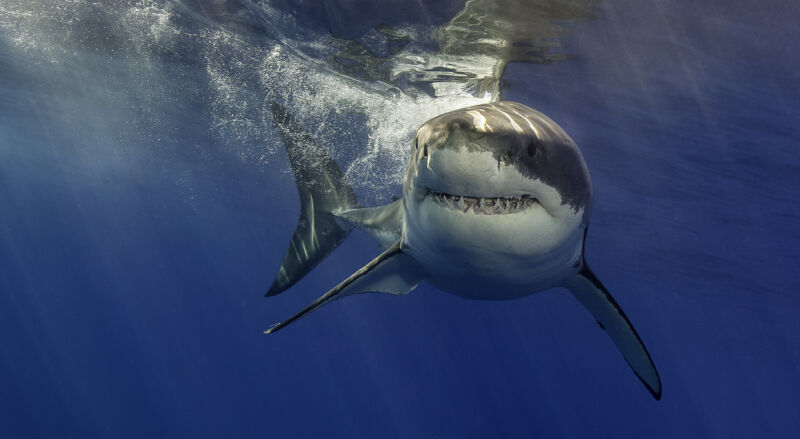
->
[[565, 264, 662, 400], [265, 240, 426, 334]]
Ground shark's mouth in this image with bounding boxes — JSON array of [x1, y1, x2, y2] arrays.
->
[[428, 191, 538, 215]]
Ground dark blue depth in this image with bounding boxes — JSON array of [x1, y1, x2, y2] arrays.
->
[[1, 0, 799, 437]]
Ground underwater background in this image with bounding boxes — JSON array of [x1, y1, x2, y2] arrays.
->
[[1, 0, 798, 437]]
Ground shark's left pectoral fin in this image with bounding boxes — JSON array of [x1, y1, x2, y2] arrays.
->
[[265, 240, 426, 334], [565, 265, 662, 400]]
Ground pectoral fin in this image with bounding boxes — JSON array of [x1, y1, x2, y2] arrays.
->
[[565, 264, 662, 400], [265, 240, 426, 334]]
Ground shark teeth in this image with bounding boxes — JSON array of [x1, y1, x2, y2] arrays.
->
[[429, 191, 538, 215]]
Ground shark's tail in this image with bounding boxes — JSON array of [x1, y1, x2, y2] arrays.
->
[[266, 102, 358, 297]]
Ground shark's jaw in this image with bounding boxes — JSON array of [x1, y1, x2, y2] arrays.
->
[[404, 188, 585, 298], [403, 178, 585, 296], [427, 191, 540, 215]]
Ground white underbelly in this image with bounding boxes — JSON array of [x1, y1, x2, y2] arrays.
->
[[403, 196, 584, 300]]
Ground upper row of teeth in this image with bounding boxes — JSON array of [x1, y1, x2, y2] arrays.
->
[[429, 191, 537, 214]]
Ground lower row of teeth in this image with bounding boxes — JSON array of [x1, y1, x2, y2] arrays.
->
[[429, 191, 537, 214]]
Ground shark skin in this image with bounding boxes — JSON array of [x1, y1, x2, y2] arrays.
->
[[264, 101, 662, 400]]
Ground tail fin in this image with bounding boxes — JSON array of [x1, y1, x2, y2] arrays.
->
[[266, 102, 358, 296]]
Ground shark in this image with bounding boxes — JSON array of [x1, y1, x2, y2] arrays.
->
[[264, 101, 662, 399]]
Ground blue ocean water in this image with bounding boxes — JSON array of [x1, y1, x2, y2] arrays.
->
[[1, 0, 798, 437]]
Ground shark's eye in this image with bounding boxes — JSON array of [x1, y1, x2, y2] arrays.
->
[[415, 138, 418, 150], [527, 141, 539, 158]]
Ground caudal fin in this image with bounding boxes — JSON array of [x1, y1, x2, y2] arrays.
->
[[266, 102, 358, 296]]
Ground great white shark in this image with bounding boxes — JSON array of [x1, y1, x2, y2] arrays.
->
[[264, 101, 662, 399]]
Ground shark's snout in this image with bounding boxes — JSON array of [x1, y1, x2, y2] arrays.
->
[[409, 102, 593, 214]]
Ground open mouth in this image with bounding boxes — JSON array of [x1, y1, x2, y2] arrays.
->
[[428, 190, 538, 215]]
